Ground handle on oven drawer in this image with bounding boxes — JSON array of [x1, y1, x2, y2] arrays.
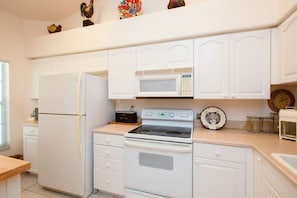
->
[[124, 139, 192, 153]]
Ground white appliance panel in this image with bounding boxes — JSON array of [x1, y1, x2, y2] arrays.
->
[[38, 114, 86, 196], [124, 139, 192, 198], [39, 73, 86, 115]]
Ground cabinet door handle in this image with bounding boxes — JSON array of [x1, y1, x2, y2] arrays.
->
[[215, 151, 221, 157], [195, 159, 199, 165], [105, 138, 110, 144]]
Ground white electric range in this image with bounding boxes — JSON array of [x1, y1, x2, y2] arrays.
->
[[124, 108, 194, 198]]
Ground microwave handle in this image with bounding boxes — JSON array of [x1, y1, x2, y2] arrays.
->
[[124, 139, 192, 153]]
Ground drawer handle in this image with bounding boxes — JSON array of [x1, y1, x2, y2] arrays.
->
[[105, 138, 110, 144], [105, 151, 110, 156], [105, 180, 110, 185], [106, 163, 110, 168], [215, 151, 221, 157], [195, 159, 199, 165]]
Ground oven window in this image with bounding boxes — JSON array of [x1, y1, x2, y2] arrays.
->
[[139, 153, 173, 170]]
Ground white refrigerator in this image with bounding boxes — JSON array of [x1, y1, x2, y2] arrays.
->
[[38, 73, 114, 197]]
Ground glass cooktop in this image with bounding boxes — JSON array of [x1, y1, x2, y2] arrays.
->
[[128, 125, 192, 138]]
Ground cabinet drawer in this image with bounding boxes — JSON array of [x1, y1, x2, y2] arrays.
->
[[94, 145, 123, 160], [23, 126, 39, 136], [194, 143, 246, 163], [94, 168, 124, 196], [94, 156, 123, 172], [94, 133, 123, 147]]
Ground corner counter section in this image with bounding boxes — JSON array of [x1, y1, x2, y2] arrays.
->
[[193, 128, 297, 188], [0, 156, 30, 198]]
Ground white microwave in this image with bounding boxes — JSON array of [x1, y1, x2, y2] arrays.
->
[[135, 73, 193, 97]]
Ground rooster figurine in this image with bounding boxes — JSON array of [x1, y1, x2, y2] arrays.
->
[[80, 0, 95, 26]]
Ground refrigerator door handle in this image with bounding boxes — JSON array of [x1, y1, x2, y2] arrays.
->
[[76, 116, 82, 158], [76, 72, 82, 115]]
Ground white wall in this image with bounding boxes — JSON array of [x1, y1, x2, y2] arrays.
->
[[116, 85, 297, 128], [0, 10, 31, 156]]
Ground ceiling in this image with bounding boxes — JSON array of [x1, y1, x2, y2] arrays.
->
[[0, 0, 84, 21]]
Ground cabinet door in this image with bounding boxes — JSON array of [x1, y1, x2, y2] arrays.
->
[[263, 178, 282, 198], [194, 35, 229, 99], [30, 60, 45, 99], [277, 10, 297, 83], [194, 157, 245, 198], [136, 43, 164, 70], [23, 135, 39, 174], [254, 151, 264, 198], [229, 29, 270, 99], [108, 47, 136, 99], [164, 39, 193, 69]]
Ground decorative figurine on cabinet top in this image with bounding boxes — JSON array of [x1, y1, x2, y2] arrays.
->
[[80, 0, 95, 26], [168, 0, 185, 9], [118, 0, 142, 19], [47, 24, 62, 33]]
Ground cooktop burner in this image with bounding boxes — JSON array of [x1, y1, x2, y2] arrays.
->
[[129, 125, 191, 138]]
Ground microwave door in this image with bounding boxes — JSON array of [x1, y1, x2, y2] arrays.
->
[[136, 75, 181, 97]]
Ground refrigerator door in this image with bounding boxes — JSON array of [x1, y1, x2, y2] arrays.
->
[[39, 73, 86, 115], [38, 114, 86, 196]]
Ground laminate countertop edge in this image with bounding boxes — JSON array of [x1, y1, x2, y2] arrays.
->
[[0, 156, 31, 181]]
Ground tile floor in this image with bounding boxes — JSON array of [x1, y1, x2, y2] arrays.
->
[[21, 172, 121, 198]]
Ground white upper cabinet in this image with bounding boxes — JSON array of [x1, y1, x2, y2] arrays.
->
[[194, 35, 229, 98], [229, 30, 270, 99], [29, 51, 108, 99], [273, 10, 297, 84], [108, 47, 136, 99], [136, 40, 193, 71], [194, 29, 271, 99]]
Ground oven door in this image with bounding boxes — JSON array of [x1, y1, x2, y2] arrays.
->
[[124, 138, 192, 198]]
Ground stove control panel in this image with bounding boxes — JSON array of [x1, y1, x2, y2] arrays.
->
[[142, 109, 194, 121]]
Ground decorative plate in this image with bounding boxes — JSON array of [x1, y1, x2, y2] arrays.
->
[[118, 0, 142, 19], [200, 106, 227, 130]]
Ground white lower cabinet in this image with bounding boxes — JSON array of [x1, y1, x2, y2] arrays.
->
[[93, 133, 124, 196], [0, 175, 21, 198], [193, 143, 253, 198], [23, 126, 39, 174], [253, 151, 297, 198]]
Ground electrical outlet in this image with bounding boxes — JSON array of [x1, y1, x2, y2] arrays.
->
[[196, 113, 201, 119]]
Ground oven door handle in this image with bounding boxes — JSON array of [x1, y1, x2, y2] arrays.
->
[[124, 139, 192, 153]]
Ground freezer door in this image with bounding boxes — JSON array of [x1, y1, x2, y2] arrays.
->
[[38, 114, 87, 197], [39, 73, 86, 115]]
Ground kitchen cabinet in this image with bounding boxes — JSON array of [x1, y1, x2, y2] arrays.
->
[[194, 29, 270, 99], [136, 39, 193, 71], [193, 143, 253, 198], [108, 47, 136, 99], [93, 133, 124, 196], [253, 151, 297, 198], [272, 10, 297, 84], [29, 51, 108, 98], [0, 175, 21, 198], [23, 126, 39, 174]]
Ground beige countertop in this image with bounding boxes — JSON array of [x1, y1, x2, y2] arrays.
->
[[193, 128, 297, 188], [0, 156, 30, 181], [94, 123, 297, 188], [23, 120, 38, 127], [93, 123, 140, 135]]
